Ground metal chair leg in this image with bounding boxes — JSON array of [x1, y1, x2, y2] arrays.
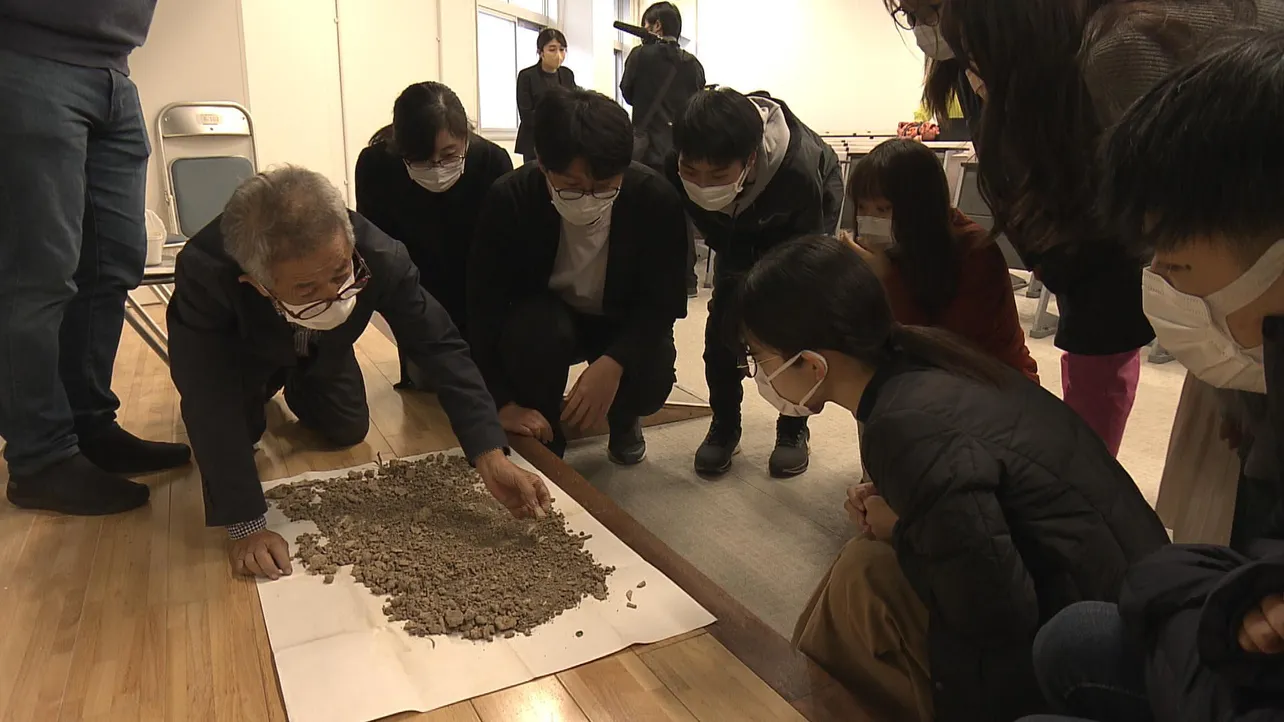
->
[[1025, 277, 1044, 299], [1030, 287, 1058, 339], [125, 293, 170, 364], [1148, 342, 1175, 364]]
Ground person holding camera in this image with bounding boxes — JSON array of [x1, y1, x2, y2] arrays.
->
[[620, 2, 705, 170]]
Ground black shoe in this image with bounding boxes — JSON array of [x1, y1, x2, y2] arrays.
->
[[78, 423, 192, 476], [694, 417, 741, 476], [607, 418, 647, 465], [6, 453, 150, 516], [686, 283, 699, 299], [769, 417, 810, 478]]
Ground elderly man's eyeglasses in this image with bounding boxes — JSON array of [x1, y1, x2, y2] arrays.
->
[[892, 3, 941, 29], [276, 252, 371, 321], [549, 184, 621, 201]]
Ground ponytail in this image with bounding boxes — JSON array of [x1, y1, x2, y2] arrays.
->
[[888, 324, 1013, 387], [369, 123, 396, 151]]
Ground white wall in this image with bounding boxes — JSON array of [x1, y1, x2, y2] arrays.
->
[[337, 0, 442, 196], [241, 1, 349, 198], [695, 0, 924, 134], [129, 0, 249, 225]]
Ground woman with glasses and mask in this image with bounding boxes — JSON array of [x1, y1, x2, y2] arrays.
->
[[356, 81, 513, 387], [468, 88, 688, 466], [736, 235, 1167, 721], [884, 0, 983, 139]]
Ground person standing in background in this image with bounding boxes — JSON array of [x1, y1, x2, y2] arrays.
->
[[621, 2, 707, 297], [515, 28, 576, 166], [621, 2, 706, 169], [356, 81, 513, 389], [0, 0, 193, 516]]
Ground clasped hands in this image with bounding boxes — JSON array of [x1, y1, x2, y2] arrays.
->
[[845, 482, 899, 542], [230, 449, 552, 580]]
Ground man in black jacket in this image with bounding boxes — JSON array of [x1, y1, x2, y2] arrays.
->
[[666, 86, 843, 478], [169, 165, 551, 580], [469, 88, 687, 464], [1022, 32, 1284, 722], [620, 2, 706, 170]]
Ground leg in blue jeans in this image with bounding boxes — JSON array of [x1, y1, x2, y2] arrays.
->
[[0, 49, 187, 510], [1029, 602, 1153, 722]]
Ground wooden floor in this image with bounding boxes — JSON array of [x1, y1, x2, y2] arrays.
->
[[0, 313, 816, 722]]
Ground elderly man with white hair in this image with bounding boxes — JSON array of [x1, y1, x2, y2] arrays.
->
[[168, 165, 551, 580]]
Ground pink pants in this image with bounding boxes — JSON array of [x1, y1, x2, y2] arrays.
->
[[1061, 350, 1141, 457]]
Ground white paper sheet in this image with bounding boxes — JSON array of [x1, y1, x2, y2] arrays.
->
[[256, 450, 716, 722]]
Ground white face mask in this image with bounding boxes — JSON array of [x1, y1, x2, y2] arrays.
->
[[279, 274, 360, 331], [913, 24, 954, 61], [856, 216, 895, 250], [1142, 241, 1284, 393], [406, 158, 465, 193], [548, 179, 616, 226], [681, 162, 750, 212], [754, 351, 828, 417]]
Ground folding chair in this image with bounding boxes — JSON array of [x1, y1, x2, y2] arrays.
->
[[126, 102, 258, 365]]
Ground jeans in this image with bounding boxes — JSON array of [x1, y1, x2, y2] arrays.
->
[[0, 49, 149, 475], [1023, 602, 1153, 722]]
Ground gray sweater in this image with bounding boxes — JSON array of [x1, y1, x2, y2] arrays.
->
[[1082, 0, 1284, 126], [0, 0, 158, 74]]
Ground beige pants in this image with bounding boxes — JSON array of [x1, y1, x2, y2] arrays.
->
[[793, 539, 933, 722], [1157, 373, 1241, 544]]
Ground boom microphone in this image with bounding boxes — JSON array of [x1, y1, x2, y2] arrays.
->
[[612, 20, 673, 45]]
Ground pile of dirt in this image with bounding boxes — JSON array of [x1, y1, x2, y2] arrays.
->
[[266, 453, 614, 641]]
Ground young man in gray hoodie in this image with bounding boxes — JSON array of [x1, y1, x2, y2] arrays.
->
[[666, 87, 843, 478], [0, 0, 191, 516]]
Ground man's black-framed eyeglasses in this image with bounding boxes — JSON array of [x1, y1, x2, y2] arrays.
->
[[892, 3, 941, 29], [275, 251, 371, 321], [549, 183, 621, 201]]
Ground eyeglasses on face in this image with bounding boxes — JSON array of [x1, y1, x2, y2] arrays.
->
[[275, 251, 371, 321], [549, 184, 621, 201], [404, 148, 468, 171], [892, 3, 941, 29]]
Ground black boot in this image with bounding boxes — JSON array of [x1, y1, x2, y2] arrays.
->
[[694, 416, 741, 476], [607, 417, 647, 466], [769, 416, 810, 478], [7, 453, 150, 515], [78, 423, 191, 476]]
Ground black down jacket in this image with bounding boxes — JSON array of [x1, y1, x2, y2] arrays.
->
[[1120, 542, 1284, 721], [857, 355, 1170, 722]]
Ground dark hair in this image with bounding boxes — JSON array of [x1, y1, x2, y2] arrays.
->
[[847, 139, 961, 321], [642, 2, 683, 37], [939, 0, 1256, 256], [537, 27, 568, 52], [735, 235, 1011, 386], [1100, 29, 1284, 262], [369, 82, 471, 162], [672, 87, 763, 165], [533, 88, 633, 179]]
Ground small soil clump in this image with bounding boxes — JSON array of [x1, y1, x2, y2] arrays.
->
[[271, 454, 613, 640]]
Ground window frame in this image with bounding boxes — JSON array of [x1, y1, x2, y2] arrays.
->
[[476, 0, 562, 139]]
